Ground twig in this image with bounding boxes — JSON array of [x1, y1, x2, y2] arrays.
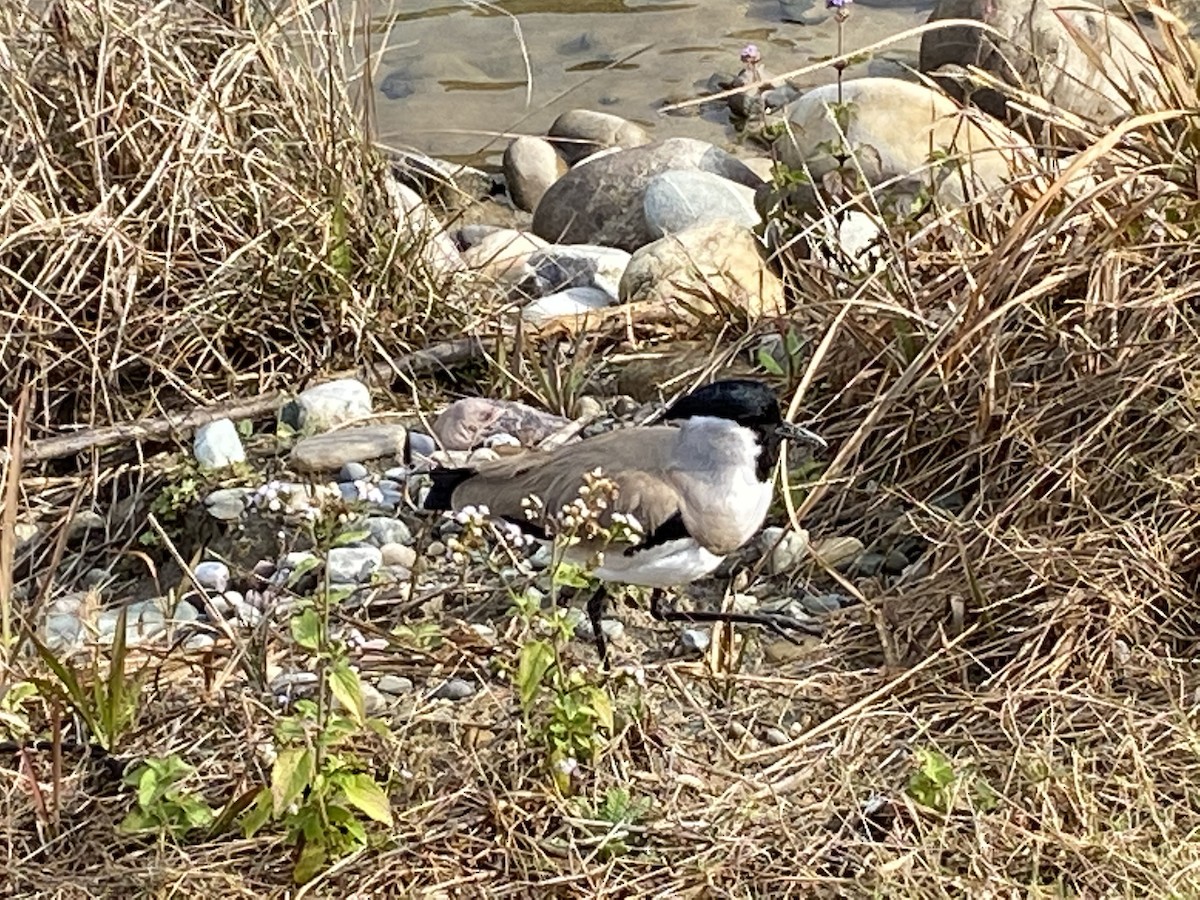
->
[[7, 338, 487, 467]]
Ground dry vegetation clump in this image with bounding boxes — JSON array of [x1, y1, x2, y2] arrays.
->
[[6, 2, 1200, 898], [0, 0, 469, 441]]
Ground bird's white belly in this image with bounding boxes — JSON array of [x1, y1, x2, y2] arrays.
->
[[573, 538, 725, 588]]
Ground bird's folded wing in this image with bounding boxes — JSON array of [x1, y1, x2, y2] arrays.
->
[[448, 427, 683, 544]]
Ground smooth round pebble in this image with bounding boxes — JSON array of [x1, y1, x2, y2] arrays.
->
[[426, 540, 447, 557], [430, 677, 476, 701], [183, 633, 216, 652], [380, 542, 418, 568], [363, 516, 414, 547], [339, 462, 370, 483], [193, 561, 230, 593], [799, 593, 844, 616], [763, 727, 789, 746], [378, 675, 415, 695]]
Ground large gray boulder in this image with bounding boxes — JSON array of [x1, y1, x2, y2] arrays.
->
[[532, 138, 764, 251]]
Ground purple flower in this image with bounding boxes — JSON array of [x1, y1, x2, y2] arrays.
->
[[740, 44, 762, 65], [826, 0, 853, 7]]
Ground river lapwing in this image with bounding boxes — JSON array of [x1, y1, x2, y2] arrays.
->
[[422, 379, 827, 664]]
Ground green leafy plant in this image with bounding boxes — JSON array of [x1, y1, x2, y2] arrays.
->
[[30, 606, 141, 752], [573, 786, 652, 858], [241, 504, 394, 884], [907, 747, 999, 815], [119, 754, 217, 838], [0, 680, 38, 740], [512, 600, 614, 794]]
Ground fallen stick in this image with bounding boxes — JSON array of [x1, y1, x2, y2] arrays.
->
[[9, 337, 487, 467]]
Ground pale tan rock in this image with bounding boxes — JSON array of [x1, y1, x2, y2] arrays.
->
[[779, 77, 1040, 207], [618, 219, 785, 319], [809, 535, 866, 569], [920, 0, 1170, 128], [461, 229, 549, 282]]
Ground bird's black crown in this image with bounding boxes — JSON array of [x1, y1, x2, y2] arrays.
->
[[664, 379, 783, 428]]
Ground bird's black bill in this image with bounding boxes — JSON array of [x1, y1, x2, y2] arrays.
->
[[775, 421, 827, 450]]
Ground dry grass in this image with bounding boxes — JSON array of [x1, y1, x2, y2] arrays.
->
[[4, 0, 1200, 897], [0, 0, 473, 442]]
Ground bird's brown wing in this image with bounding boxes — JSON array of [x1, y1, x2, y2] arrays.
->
[[448, 427, 683, 543]]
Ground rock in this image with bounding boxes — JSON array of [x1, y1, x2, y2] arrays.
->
[[764, 726, 789, 746], [362, 516, 413, 548], [338, 462, 369, 483], [193, 561, 230, 593], [806, 210, 885, 276], [170, 599, 201, 624], [504, 136, 566, 212], [377, 674, 415, 695], [68, 510, 105, 536], [14, 522, 39, 549], [573, 616, 626, 644], [193, 418, 246, 469], [405, 431, 438, 465], [380, 542, 418, 569], [679, 628, 710, 655], [204, 487, 252, 521], [183, 633, 216, 652], [643, 170, 760, 237], [798, 592, 844, 615], [97, 601, 164, 645], [809, 535, 866, 569], [426, 540, 447, 558], [433, 398, 570, 451], [430, 677, 476, 701], [389, 149, 491, 207], [521, 287, 614, 327], [461, 228, 549, 281], [779, 78, 1039, 207], [520, 244, 631, 302], [383, 178, 464, 276], [272, 671, 320, 692], [326, 546, 383, 584], [548, 108, 651, 165], [920, 0, 1166, 129], [759, 526, 810, 574], [849, 552, 886, 577], [43, 594, 86, 653], [532, 138, 764, 251], [294, 379, 372, 433], [884, 550, 910, 574], [289, 425, 408, 472], [619, 220, 785, 319]]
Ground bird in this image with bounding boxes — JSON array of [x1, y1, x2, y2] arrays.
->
[[421, 379, 827, 665]]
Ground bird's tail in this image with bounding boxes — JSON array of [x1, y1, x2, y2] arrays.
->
[[422, 467, 475, 511]]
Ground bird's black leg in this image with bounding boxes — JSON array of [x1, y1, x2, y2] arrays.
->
[[648, 589, 822, 644], [586, 585, 610, 668]]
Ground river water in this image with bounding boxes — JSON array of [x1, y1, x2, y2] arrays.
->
[[371, 0, 932, 168]]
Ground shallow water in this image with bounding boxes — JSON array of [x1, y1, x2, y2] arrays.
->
[[370, 0, 932, 168]]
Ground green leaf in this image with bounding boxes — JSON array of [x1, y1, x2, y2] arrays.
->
[[587, 687, 614, 734], [756, 348, 785, 376], [271, 747, 314, 816], [338, 772, 393, 825], [241, 788, 273, 837], [29, 637, 97, 739], [136, 767, 161, 809], [293, 839, 327, 884], [328, 661, 365, 725], [332, 529, 372, 547], [516, 640, 555, 709], [551, 561, 594, 589], [286, 556, 321, 588], [290, 608, 321, 651], [118, 808, 158, 834]]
